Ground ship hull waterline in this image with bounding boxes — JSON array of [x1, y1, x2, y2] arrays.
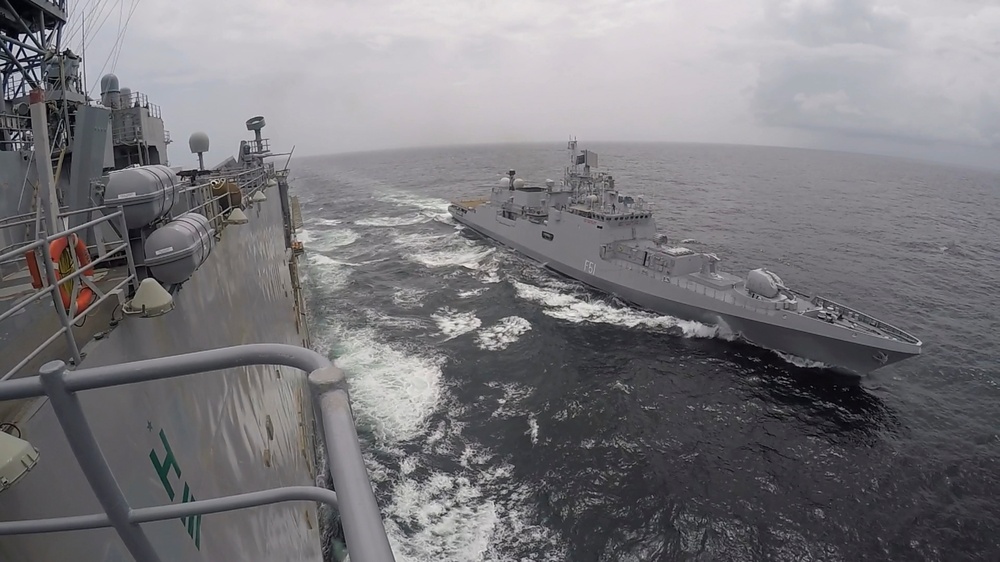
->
[[450, 208, 918, 376]]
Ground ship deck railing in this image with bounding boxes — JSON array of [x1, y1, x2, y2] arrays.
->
[[179, 164, 274, 232], [0, 343, 397, 562], [0, 162, 280, 384], [0, 112, 32, 151], [0, 205, 138, 381], [566, 204, 651, 220], [808, 294, 921, 345], [114, 91, 161, 119], [617, 263, 920, 345], [244, 137, 271, 154], [451, 198, 489, 210]]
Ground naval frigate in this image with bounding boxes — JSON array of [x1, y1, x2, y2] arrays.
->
[[0, 1, 396, 561], [449, 140, 922, 375]]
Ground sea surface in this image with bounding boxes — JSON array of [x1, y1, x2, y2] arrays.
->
[[291, 143, 999, 562]]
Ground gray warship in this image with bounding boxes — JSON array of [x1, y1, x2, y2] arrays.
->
[[0, 1, 395, 561], [449, 140, 922, 375]]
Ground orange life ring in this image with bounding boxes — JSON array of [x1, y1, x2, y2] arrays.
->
[[49, 235, 96, 314], [24, 249, 44, 289]]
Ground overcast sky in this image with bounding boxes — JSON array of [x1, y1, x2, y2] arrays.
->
[[73, 0, 999, 170]]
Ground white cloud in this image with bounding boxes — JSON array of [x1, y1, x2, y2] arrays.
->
[[747, 0, 1000, 153], [70, 0, 1000, 169]]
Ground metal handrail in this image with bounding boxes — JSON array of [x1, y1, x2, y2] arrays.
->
[[0, 343, 397, 562], [0, 161, 280, 381], [178, 167, 270, 229], [811, 295, 921, 344], [0, 208, 136, 380], [0, 486, 339, 535]]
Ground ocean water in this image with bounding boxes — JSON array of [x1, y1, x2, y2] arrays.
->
[[292, 143, 999, 562]]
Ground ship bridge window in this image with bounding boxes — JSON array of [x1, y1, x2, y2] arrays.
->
[[542, 231, 554, 241]]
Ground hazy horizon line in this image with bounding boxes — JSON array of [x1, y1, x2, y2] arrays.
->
[[295, 138, 1000, 174]]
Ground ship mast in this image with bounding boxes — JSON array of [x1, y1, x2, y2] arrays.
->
[[1, 0, 86, 233], [565, 136, 602, 205], [1, 0, 81, 155]]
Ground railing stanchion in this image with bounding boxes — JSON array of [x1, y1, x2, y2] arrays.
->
[[118, 208, 138, 293], [0, 345, 400, 560], [38, 360, 163, 562], [38, 236, 82, 365], [310, 366, 397, 562]]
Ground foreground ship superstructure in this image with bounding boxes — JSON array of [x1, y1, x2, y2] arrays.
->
[[449, 140, 922, 375]]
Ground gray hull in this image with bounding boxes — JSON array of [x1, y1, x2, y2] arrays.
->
[[451, 202, 919, 375]]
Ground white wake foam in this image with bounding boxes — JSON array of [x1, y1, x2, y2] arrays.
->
[[373, 444, 567, 562], [457, 288, 488, 299], [356, 214, 429, 227], [393, 231, 452, 251], [487, 381, 535, 420], [374, 191, 454, 224], [303, 228, 359, 252], [476, 317, 532, 351], [390, 229, 498, 276], [474, 255, 502, 284], [305, 254, 351, 292], [510, 280, 718, 338], [393, 287, 429, 308], [774, 351, 831, 370], [432, 307, 483, 340], [414, 245, 495, 269], [325, 325, 444, 443], [362, 309, 430, 331]]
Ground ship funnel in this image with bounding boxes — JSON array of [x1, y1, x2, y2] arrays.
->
[[189, 132, 210, 170]]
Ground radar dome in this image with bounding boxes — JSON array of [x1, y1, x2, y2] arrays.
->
[[119, 87, 132, 107], [499, 177, 511, 187], [189, 132, 210, 154], [99, 74, 119, 94], [513, 178, 525, 189], [545, 179, 555, 188], [100, 74, 120, 107]]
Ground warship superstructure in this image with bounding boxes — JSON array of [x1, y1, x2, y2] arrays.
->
[[449, 140, 922, 375], [0, 1, 395, 561]]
